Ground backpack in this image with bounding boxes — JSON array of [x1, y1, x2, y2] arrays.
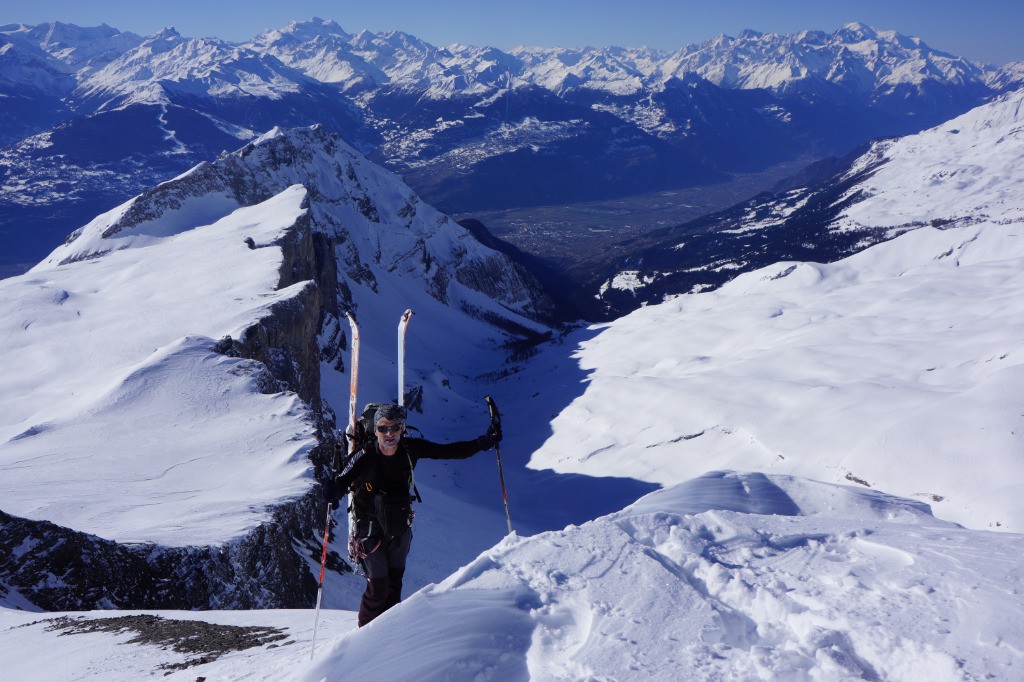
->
[[352, 402, 390, 450]]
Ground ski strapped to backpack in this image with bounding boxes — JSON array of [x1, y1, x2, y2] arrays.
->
[[345, 313, 362, 568], [397, 309, 422, 503], [310, 312, 360, 661], [339, 309, 422, 563]]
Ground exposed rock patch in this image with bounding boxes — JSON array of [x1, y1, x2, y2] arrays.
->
[[32, 614, 291, 672]]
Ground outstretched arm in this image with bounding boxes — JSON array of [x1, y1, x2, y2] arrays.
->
[[406, 423, 502, 463]]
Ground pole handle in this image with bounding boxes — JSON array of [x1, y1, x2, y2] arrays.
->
[[485, 395, 501, 426]]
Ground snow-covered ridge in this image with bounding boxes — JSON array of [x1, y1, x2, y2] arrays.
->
[[0, 185, 317, 546], [40, 124, 553, 328], [2, 122, 553, 547], [303, 472, 1024, 680]]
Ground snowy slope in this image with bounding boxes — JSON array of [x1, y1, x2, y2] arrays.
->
[[532, 219, 1024, 532], [834, 88, 1024, 231], [592, 87, 1024, 316]]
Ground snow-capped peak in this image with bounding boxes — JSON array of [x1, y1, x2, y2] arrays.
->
[[0, 20, 143, 77], [655, 23, 986, 94], [253, 17, 353, 47], [73, 28, 317, 109]]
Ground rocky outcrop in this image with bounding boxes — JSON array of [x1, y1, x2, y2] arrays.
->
[[0, 495, 327, 610]]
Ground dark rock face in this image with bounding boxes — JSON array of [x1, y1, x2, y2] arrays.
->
[[0, 494, 325, 610]]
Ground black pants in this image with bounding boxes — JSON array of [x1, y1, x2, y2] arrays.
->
[[358, 529, 412, 627]]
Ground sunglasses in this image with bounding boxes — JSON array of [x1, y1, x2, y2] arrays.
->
[[376, 424, 405, 434]]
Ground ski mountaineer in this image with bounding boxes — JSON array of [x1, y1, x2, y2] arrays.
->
[[322, 403, 502, 627]]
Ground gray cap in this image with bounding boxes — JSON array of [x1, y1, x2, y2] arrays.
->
[[374, 404, 408, 424]]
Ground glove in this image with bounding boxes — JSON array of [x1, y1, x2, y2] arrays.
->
[[476, 422, 502, 450], [322, 478, 341, 506]]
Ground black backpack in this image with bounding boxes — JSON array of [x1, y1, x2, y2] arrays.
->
[[352, 402, 390, 450]]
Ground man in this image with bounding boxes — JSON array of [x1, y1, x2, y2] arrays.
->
[[323, 403, 501, 626]]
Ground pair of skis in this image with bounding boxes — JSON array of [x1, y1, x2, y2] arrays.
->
[[310, 309, 413, 658], [311, 308, 512, 657]]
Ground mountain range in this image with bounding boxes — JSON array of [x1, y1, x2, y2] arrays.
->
[[2, 18, 1023, 281]]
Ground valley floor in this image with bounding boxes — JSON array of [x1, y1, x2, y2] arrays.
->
[[453, 158, 815, 274]]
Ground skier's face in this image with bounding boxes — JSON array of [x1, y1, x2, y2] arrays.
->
[[376, 418, 404, 455]]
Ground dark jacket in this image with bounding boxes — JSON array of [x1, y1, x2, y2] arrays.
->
[[336, 437, 484, 538]]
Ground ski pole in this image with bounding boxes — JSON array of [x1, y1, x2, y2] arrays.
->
[[310, 500, 332, 661], [485, 396, 513, 534]]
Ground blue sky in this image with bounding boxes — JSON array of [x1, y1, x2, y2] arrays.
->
[[10, 0, 1024, 65]]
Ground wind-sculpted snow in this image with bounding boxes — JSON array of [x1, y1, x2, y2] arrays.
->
[[301, 473, 1023, 681], [2, 473, 1021, 678]]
